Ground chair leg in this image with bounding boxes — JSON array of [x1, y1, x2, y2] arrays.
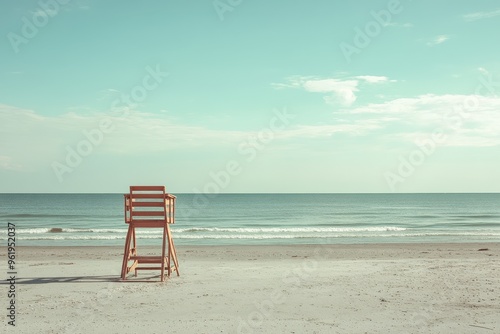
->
[[160, 226, 167, 282], [132, 228, 137, 255], [121, 225, 133, 280], [166, 225, 180, 276], [171, 238, 180, 276], [132, 228, 138, 277]]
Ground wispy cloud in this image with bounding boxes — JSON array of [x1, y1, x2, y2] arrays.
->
[[303, 79, 359, 106], [278, 120, 383, 139], [0, 104, 388, 171], [273, 75, 394, 107], [463, 9, 500, 22], [33, 8, 57, 17], [348, 94, 500, 147], [98, 88, 122, 101], [427, 35, 450, 46], [355, 75, 392, 84], [385, 22, 413, 28], [478, 67, 489, 75], [0, 156, 22, 171], [4, 89, 500, 175], [0, 105, 241, 171]]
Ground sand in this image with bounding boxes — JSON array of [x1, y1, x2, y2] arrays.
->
[[3, 243, 500, 333]]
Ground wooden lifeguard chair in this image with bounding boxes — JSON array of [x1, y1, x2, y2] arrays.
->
[[121, 186, 179, 281]]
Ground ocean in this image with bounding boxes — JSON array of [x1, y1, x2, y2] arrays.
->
[[0, 193, 499, 246]]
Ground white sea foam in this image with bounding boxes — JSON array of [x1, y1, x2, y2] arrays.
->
[[3, 226, 500, 242], [174, 226, 408, 233], [3, 231, 500, 241], [0, 228, 129, 234], [0, 226, 407, 235]]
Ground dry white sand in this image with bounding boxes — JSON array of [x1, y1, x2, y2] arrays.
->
[[4, 243, 500, 333]]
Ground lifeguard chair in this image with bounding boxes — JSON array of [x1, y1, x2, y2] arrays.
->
[[121, 186, 179, 281]]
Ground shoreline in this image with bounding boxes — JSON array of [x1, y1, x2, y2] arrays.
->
[[11, 241, 500, 259], [7, 243, 500, 333]]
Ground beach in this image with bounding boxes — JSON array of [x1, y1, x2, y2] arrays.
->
[[5, 243, 500, 333]]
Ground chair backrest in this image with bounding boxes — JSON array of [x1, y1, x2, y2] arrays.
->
[[125, 186, 168, 226]]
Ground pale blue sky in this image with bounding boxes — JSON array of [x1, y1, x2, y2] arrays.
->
[[1, 0, 499, 193]]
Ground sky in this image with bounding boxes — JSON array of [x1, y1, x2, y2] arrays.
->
[[1, 0, 500, 193]]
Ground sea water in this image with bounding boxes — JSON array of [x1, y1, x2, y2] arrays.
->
[[0, 193, 499, 246]]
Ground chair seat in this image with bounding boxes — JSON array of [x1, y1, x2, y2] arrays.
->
[[127, 220, 169, 227]]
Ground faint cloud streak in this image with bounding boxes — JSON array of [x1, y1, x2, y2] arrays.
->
[[0, 156, 22, 171], [463, 9, 500, 21], [427, 35, 450, 46], [273, 75, 394, 107]]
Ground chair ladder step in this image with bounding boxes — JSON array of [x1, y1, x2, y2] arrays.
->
[[130, 256, 165, 263]]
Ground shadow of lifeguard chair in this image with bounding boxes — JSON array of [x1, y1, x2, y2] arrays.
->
[[121, 186, 179, 282]]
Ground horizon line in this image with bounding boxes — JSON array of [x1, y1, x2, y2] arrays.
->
[[1, 192, 499, 195]]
